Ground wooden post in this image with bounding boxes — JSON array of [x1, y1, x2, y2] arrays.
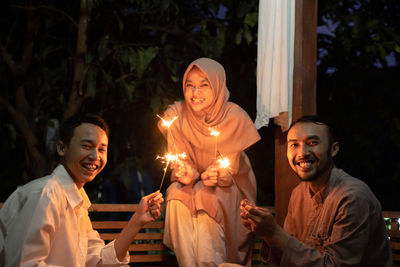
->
[[274, 0, 317, 226]]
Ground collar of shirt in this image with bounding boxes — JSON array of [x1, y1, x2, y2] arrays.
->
[[307, 167, 342, 205], [53, 164, 91, 210]]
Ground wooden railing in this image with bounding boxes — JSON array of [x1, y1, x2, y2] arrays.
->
[[0, 203, 398, 266]]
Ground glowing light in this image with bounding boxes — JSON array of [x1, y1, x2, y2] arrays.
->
[[209, 127, 220, 159], [157, 114, 178, 128], [157, 114, 178, 153], [217, 156, 231, 170], [208, 127, 220, 137], [156, 152, 187, 190]]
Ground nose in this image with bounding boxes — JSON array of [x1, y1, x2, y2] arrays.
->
[[300, 144, 311, 156], [88, 148, 99, 160], [192, 87, 201, 94]]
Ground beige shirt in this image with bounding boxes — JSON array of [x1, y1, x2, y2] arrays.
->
[[0, 164, 129, 267], [263, 167, 392, 266]]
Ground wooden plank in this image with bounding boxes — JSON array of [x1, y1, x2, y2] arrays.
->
[[130, 254, 177, 263], [89, 203, 166, 212], [274, 0, 317, 226], [388, 230, 400, 238], [99, 232, 163, 241], [92, 220, 164, 229], [383, 211, 400, 218], [89, 203, 137, 212], [390, 241, 400, 250], [130, 243, 169, 252]]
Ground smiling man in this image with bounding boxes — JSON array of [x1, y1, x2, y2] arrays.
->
[[0, 114, 163, 267], [239, 115, 392, 266]]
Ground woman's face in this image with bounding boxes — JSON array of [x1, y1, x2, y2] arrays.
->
[[184, 67, 214, 113]]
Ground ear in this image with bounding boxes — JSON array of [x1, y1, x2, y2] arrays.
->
[[56, 141, 67, 157], [330, 141, 339, 157]]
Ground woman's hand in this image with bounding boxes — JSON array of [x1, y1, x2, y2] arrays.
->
[[201, 164, 219, 187], [173, 160, 198, 185]]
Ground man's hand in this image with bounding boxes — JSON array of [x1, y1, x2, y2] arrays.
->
[[240, 199, 290, 249], [173, 160, 198, 185], [136, 191, 164, 225]]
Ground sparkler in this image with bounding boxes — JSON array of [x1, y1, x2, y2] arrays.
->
[[157, 114, 178, 152], [156, 152, 187, 190], [209, 127, 220, 159], [216, 151, 245, 198]]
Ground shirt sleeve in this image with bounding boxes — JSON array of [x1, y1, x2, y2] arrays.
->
[[85, 213, 130, 266], [20, 189, 62, 266], [280, 196, 374, 266]]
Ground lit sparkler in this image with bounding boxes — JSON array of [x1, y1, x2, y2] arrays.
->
[[156, 152, 187, 190], [209, 127, 220, 159], [217, 155, 231, 170], [157, 114, 178, 152]]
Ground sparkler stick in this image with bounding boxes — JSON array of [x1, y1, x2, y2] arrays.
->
[[156, 152, 186, 190], [157, 114, 178, 153], [209, 127, 220, 159], [216, 151, 246, 198]]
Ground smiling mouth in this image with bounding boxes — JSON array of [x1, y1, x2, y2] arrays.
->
[[191, 97, 205, 104], [295, 159, 316, 169], [82, 163, 99, 172]]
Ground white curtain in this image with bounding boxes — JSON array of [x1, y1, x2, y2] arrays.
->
[[255, 0, 295, 131]]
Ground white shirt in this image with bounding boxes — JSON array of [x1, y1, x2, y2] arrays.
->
[[0, 164, 129, 267]]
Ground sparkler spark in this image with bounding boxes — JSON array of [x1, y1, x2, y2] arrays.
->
[[157, 114, 178, 153], [156, 152, 187, 190], [209, 127, 220, 159], [157, 114, 178, 128], [208, 127, 220, 137], [217, 156, 231, 170]]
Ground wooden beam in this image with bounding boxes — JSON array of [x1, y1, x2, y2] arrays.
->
[[274, 0, 317, 226]]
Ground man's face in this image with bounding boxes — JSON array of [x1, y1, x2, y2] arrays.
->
[[57, 123, 108, 188], [287, 122, 338, 182]]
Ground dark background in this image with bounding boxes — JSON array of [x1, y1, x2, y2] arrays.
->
[[0, 0, 399, 211]]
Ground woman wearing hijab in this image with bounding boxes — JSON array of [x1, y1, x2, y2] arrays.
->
[[158, 58, 260, 267]]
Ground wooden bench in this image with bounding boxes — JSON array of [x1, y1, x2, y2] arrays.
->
[[88, 203, 267, 266], [0, 203, 398, 266], [383, 211, 400, 267]]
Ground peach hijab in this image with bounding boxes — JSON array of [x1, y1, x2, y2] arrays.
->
[[162, 58, 260, 167]]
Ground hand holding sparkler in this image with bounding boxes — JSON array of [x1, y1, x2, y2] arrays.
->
[[201, 153, 233, 187], [173, 160, 199, 185]]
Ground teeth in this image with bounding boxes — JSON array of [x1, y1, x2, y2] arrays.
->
[[84, 164, 97, 170], [298, 162, 312, 168], [192, 98, 204, 103]]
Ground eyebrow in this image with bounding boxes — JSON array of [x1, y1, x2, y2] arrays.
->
[[287, 135, 321, 142], [81, 139, 108, 147], [185, 78, 209, 83]]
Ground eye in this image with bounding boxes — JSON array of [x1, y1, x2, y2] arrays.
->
[[200, 82, 210, 88], [289, 143, 298, 149], [82, 144, 91, 149], [185, 83, 194, 88], [99, 147, 107, 153], [308, 140, 318, 146]]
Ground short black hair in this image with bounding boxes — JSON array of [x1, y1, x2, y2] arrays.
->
[[59, 114, 109, 145], [289, 115, 336, 144]]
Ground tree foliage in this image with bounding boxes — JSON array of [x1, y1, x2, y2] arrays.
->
[[317, 0, 400, 210]]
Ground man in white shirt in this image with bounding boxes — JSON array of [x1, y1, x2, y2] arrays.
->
[[0, 114, 164, 267]]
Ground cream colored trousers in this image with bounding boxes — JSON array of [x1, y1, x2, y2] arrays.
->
[[163, 200, 226, 267]]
